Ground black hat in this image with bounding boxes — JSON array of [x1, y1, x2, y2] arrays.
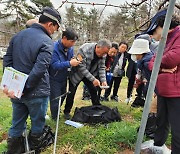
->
[[42, 7, 62, 27]]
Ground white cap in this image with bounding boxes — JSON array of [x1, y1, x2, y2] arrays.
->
[[128, 39, 150, 55]]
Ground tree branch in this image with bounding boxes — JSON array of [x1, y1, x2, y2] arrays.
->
[[57, 1, 131, 10], [131, 0, 148, 7], [158, 0, 169, 10]]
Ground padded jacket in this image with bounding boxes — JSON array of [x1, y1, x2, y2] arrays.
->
[[3, 23, 53, 98], [149, 26, 180, 97], [49, 40, 74, 83]]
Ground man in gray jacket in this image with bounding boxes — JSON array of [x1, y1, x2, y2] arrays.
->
[[64, 39, 111, 119]]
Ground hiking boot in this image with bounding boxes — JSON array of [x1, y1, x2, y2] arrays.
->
[[64, 113, 71, 120], [5, 136, 25, 154]]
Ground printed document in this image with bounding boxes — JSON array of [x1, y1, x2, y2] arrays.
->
[[1, 67, 28, 98]]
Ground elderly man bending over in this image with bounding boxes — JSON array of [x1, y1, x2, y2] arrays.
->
[[64, 39, 111, 119]]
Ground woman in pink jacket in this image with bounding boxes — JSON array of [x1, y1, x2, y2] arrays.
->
[[149, 15, 180, 154]]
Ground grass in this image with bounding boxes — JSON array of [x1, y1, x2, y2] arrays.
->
[[0, 59, 171, 153]]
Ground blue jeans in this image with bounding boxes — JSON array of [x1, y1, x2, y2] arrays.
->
[[9, 97, 48, 137]]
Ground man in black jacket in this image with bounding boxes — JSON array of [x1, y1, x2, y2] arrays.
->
[[3, 7, 62, 153]]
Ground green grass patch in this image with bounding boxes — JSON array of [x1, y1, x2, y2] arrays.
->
[[0, 60, 171, 153]]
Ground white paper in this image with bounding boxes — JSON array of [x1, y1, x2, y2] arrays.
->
[[0, 67, 28, 98], [65, 120, 84, 128]]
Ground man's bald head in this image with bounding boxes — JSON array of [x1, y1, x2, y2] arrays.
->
[[26, 19, 38, 28]]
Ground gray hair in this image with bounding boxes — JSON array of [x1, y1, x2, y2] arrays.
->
[[97, 39, 112, 49], [26, 18, 38, 28]]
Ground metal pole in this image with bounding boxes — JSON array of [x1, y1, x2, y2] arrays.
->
[[134, 1, 176, 154], [53, 96, 62, 154], [53, 91, 71, 154]]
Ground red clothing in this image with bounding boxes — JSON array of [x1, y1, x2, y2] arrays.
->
[[105, 55, 114, 71], [149, 26, 180, 97]]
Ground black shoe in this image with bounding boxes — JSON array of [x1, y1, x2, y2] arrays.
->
[[103, 97, 109, 101], [131, 96, 145, 107], [5, 136, 25, 154], [111, 95, 119, 102], [82, 96, 91, 100], [64, 113, 71, 120], [99, 96, 104, 101]]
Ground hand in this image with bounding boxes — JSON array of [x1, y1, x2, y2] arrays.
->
[[101, 81, 108, 87], [92, 79, 100, 87], [106, 67, 110, 71], [70, 58, 81, 67], [161, 66, 177, 73], [3, 86, 9, 95], [3, 86, 16, 99], [133, 79, 142, 88], [142, 78, 148, 83]]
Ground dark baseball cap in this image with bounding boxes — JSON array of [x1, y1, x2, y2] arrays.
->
[[143, 9, 167, 35], [42, 7, 62, 27]]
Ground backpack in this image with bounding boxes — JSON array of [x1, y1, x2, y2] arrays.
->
[[71, 105, 121, 124]]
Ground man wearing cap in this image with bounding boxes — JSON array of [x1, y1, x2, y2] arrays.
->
[[3, 7, 62, 153], [49, 27, 80, 120]]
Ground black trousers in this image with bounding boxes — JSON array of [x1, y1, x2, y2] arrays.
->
[[127, 74, 144, 99], [104, 76, 122, 97], [65, 78, 101, 114], [154, 95, 180, 154], [127, 74, 135, 98]]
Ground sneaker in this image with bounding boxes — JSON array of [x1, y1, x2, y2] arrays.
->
[[64, 113, 71, 120], [111, 95, 119, 102], [149, 145, 164, 154], [162, 144, 171, 154], [125, 97, 133, 104], [99, 96, 104, 101], [103, 97, 109, 101], [82, 96, 91, 100], [141, 140, 171, 154], [45, 115, 50, 120], [149, 145, 171, 154], [125, 98, 130, 104], [141, 140, 163, 154]]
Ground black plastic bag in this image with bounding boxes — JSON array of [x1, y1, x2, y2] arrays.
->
[[29, 125, 55, 152], [137, 113, 157, 139], [145, 113, 157, 139], [72, 105, 121, 124]]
